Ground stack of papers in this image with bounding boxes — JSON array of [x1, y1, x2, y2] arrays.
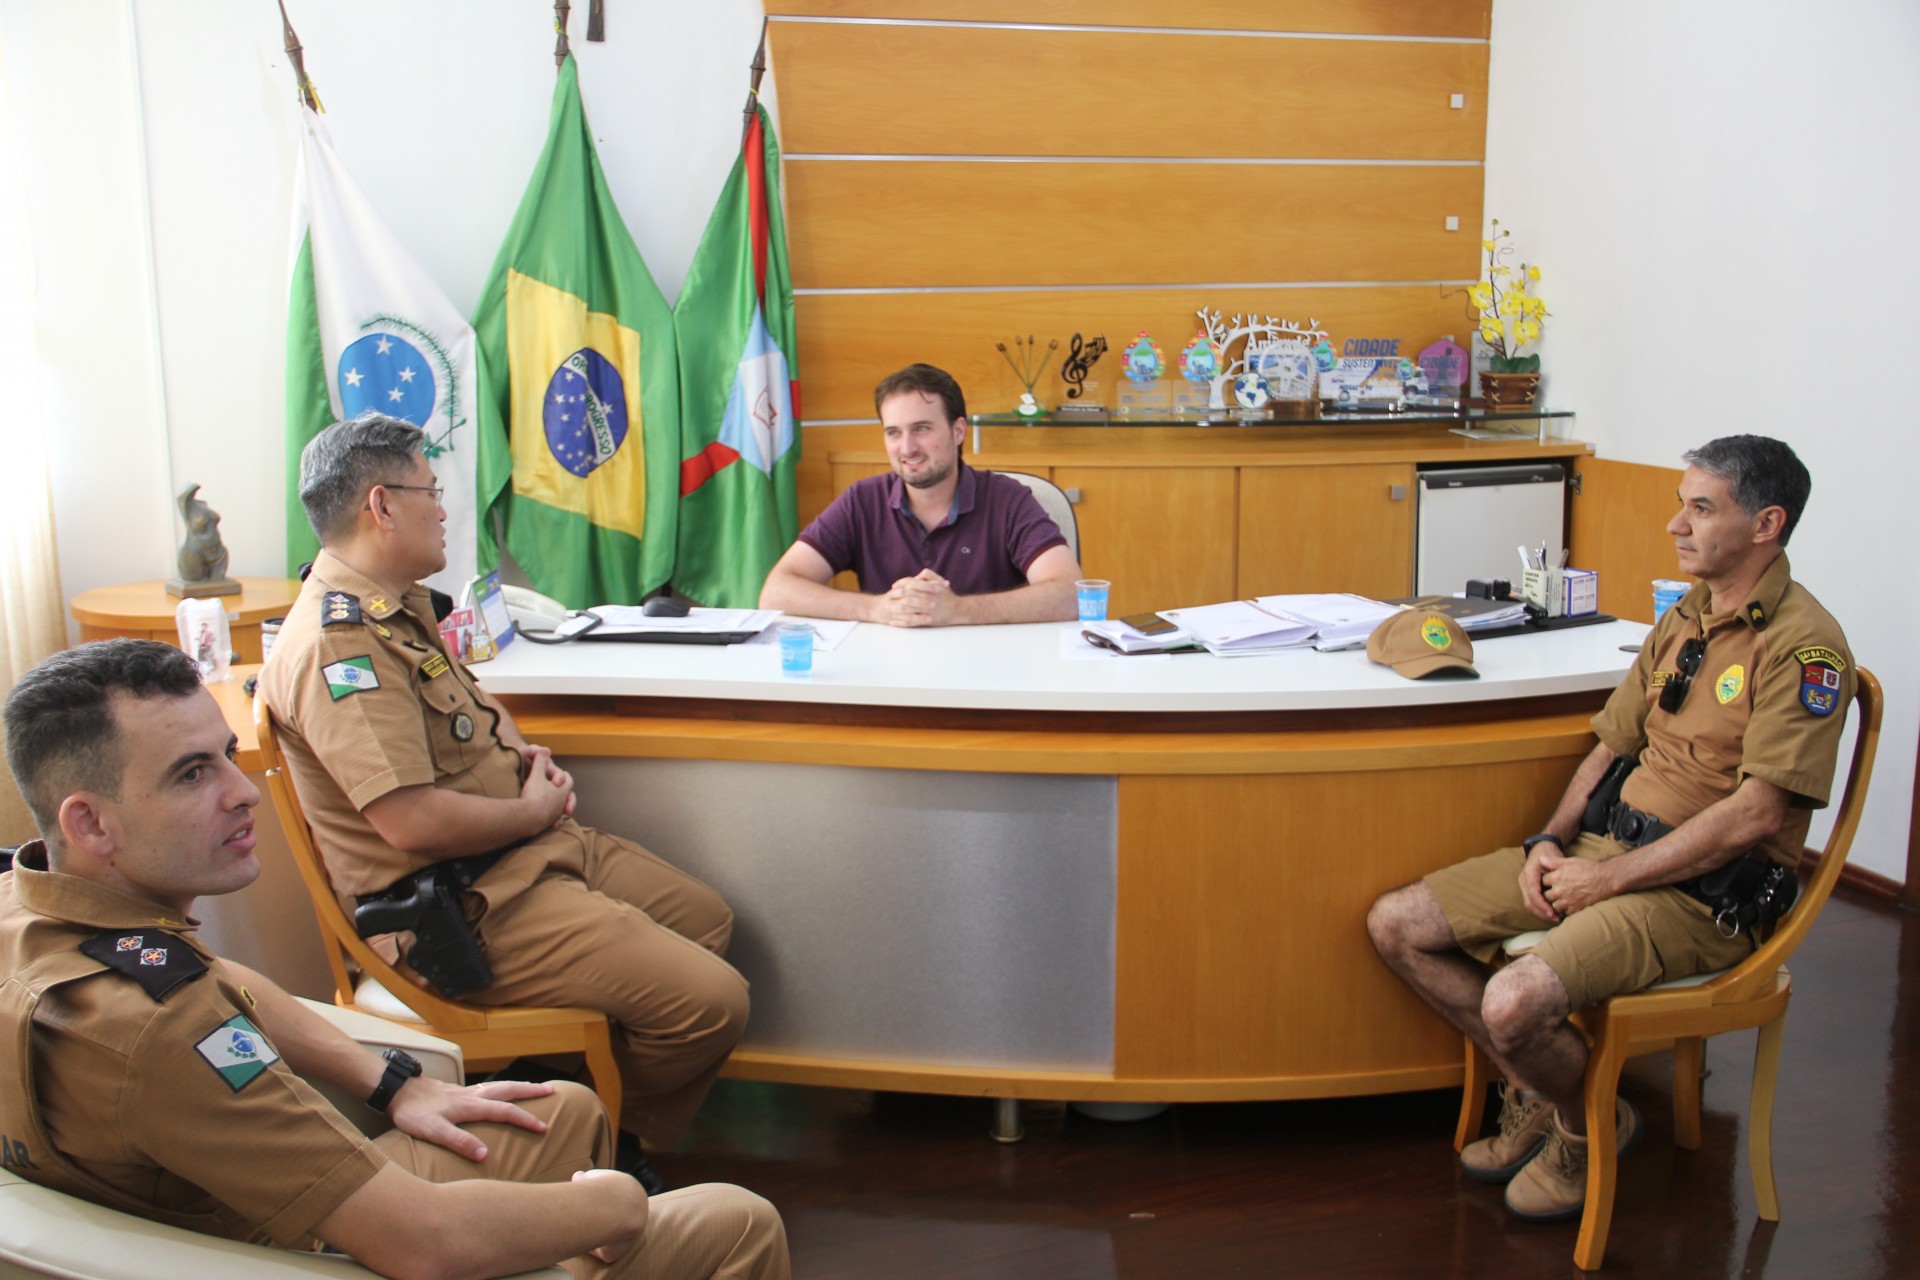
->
[[1386, 594, 1529, 632], [1250, 593, 1403, 651], [1157, 600, 1319, 656], [587, 606, 780, 641]]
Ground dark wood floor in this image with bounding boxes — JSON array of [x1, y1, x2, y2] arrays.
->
[[663, 889, 1920, 1278]]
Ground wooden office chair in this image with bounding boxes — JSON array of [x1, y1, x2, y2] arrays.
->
[[252, 694, 622, 1122], [1452, 667, 1881, 1270]]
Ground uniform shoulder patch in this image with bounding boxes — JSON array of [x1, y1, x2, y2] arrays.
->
[[1796, 646, 1845, 717], [193, 1014, 282, 1092], [321, 591, 363, 628], [322, 655, 381, 700], [78, 930, 207, 1002]]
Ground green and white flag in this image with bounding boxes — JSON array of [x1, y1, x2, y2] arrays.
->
[[672, 101, 800, 607], [285, 107, 480, 594]]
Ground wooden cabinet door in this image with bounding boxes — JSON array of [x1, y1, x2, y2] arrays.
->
[[1237, 463, 1416, 601], [1051, 466, 1236, 617]]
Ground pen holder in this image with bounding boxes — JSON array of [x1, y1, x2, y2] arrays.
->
[[1521, 567, 1566, 619]]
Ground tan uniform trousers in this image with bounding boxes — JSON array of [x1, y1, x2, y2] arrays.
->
[[373, 1083, 788, 1280], [1427, 832, 1755, 1010], [441, 825, 750, 1148]]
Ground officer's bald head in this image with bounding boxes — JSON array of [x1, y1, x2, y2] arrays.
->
[[4, 640, 201, 841]]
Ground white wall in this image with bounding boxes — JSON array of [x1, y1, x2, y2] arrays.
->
[[1486, 0, 1919, 879], [0, 0, 770, 602]]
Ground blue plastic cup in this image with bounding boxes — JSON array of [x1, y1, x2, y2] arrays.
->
[[778, 622, 813, 677], [1076, 579, 1111, 623], [1652, 579, 1688, 620]]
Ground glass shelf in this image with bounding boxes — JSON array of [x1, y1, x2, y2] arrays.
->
[[967, 406, 1575, 451]]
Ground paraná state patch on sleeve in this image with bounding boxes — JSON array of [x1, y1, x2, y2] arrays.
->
[[79, 929, 207, 1002], [323, 655, 380, 700], [194, 1015, 282, 1092]]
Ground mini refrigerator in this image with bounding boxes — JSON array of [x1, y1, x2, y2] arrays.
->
[[1415, 463, 1566, 596]]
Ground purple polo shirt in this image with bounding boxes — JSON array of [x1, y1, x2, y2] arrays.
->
[[797, 464, 1068, 595]]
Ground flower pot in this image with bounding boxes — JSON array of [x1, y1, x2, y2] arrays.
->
[[1479, 371, 1541, 410]]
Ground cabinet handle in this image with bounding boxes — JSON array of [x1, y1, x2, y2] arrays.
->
[[1063, 488, 1082, 504], [1389, 484, 1407, 501]]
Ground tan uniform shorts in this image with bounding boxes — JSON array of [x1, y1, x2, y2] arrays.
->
[[1425, 832, 1755, 1010]]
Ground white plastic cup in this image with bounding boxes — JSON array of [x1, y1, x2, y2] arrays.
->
[[1652, 579, 1689, 620], [778, 622, 813, 677], [1076, 579, 1111, 623]]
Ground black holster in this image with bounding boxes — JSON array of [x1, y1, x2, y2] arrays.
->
[[1580, 755, 1639, 835], [1690, 858, 1800, 942], [353, 850, 505, 999]]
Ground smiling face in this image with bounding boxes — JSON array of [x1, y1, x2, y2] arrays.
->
[[84, 689, 261, 915], [1667, 464, 1773, 588], [880, 389, 966, 491]]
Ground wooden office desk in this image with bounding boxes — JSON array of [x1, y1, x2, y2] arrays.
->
[[464, 619, 1643, 1104]]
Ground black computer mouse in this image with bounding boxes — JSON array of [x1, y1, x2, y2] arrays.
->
[[642, 596, 691, 617]]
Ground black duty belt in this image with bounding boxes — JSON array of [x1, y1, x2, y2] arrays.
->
[[356, 846, 511, 909]]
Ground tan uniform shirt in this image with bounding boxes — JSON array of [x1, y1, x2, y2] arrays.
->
[[258, 549, 561, 904], [0, 845, 384, 1247], [1590, 553, 1854, 866]]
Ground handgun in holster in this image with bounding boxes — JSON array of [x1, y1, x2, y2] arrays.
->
[[1580, 754, 1639, 835], [353, 856, 498, 999]]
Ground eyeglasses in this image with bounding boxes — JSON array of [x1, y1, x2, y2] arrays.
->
[[1659, 636, 1707, 713], [378, 483, 444, 503]]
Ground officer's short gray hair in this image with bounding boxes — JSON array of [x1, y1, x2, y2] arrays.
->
[[299, 412, 426, 543], [1682, 435, 1811, 546]]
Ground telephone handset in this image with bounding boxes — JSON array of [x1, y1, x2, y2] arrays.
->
[[500, 585, 599, 643], [501, 585, 568, 632]]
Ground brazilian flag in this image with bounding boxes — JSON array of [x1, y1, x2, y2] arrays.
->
[[472, 57, 678, 608]]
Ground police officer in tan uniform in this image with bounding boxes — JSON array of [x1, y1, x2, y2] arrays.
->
[[0, 639, 788, 1280], [1367, 435, 1854, 1224], [259, 414, 747, 1181]]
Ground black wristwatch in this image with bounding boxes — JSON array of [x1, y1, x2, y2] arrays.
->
[[367, 1047, 422, 1113], [1522, 833, 1565, 855]]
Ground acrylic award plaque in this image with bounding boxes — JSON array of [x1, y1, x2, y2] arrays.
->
[[1116, 331, 1170, 417], [1417, 337, 1469, 399]]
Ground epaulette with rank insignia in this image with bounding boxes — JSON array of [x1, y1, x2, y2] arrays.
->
[[322, 591, 363, 628], [78, 929, 207, 1002]]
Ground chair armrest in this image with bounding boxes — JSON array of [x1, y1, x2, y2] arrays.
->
[[293, 997, 463, 1136], [0, 1168, 568, 1280]]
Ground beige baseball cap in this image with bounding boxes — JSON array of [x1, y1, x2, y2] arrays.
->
[[1366, 609, 1479, 679]]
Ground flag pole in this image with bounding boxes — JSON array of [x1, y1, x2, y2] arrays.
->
[[276, 0, 322, 113], [741, 18, 768, 144], [587, 0, 605, 42], [554, 0, 572, 69]]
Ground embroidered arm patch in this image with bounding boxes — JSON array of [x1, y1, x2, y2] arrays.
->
[[323, 655, 380, 699], [79, 930, 207, 1002], [193, 1015, 282, 1092]]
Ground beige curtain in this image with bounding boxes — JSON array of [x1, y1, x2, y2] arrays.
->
[[0, 40, 64, 840]]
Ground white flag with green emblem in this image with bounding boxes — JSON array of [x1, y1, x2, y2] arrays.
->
[[322, 655, 379, 699], [285, 106, 480, 594]]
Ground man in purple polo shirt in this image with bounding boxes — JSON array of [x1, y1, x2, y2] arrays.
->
[[760, 364, 1082, 626]]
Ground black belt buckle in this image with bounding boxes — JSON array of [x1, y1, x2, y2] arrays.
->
[[1609, 804, 1648, 845]]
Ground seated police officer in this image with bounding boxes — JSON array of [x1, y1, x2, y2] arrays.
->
[[758, 363, 1082, 626], [260, 413, 747, 1186], [1367, 435, 1854, 1223], [0, 639, 787, 1280]]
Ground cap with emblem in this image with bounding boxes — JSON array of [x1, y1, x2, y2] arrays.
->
[[1366, 609, 1479, 680]]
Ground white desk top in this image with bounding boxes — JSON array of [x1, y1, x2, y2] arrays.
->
[[476, 617, 1650, 714]]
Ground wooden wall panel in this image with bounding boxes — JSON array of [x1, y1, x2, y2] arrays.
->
[[771, 23, 1489, 159], [1567, 455, 1683, 624], [770, 2, 1492, 40], [794, 286, 1480, 422], [1114, 750, 1578, 1079], [788, 160, 1483, 288]]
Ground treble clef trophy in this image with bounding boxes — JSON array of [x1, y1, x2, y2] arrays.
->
[[1059, 332, 1108, 414]]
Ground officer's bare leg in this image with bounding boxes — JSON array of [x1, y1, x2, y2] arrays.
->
[[1480, 955, 1588, 1132], [1368, 880, 1500, 1044]]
